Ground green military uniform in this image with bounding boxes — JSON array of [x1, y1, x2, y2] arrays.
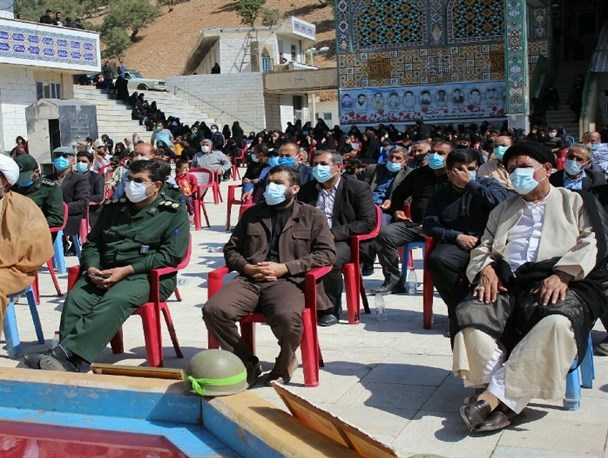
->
[[12, 178, 64, 228], [162, 181, 185, 206], [58, 194, 190, 363]]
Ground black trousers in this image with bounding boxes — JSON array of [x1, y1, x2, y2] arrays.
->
[[321, 240, 351, 317], [426, 243, 471, 318]]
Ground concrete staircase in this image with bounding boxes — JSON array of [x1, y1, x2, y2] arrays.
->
[[544, 60, 589, 141], [72, 85, 215, 143]]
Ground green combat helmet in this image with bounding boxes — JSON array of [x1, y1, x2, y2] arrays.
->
[[186, 349, 248, 396]]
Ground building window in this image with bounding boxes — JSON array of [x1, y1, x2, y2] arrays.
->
[[36, 82, 61, 100], [291, 44, 296, 62], [323, 112, 332, 124], [262, 56, 273, 72]]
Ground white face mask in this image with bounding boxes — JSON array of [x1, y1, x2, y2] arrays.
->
[[201, 145, 211, 153], [125, 180, 151, 203]]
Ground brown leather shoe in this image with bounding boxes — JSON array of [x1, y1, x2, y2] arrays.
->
[[460, 400, 492, 431], [476, 410, 510, 432], [264, 355, 298, 386]]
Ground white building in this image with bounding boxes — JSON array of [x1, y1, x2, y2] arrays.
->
[[169, 16, 338, 131], [0, 5, 101, 164]]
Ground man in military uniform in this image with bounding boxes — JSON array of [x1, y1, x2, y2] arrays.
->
[[12, 155, 64, 231], [23, 160, 190, 372]]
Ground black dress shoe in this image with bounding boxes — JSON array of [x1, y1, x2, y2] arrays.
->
[[391, 283, 407, 294], [361, 264, 374, 276], [39, 346, 81, 373], [476, 410, 510, 432], [317, 314, 338, 327], [371, 282, 398, 294], [22, 349, 52, 369], [460, 400, 492, 431]]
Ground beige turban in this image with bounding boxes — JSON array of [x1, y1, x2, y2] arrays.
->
[[0, 154, 19, 185]]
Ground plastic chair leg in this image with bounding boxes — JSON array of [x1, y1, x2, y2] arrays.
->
[[160, 303, 183, 358], [564, 364, 581, 411], [52, 230, 67, 274], [580, 334, 594, 388], [138, 304, 162, 367], [358, 271, 371, 314], [300, 309, 319, 387], [174, 287, 183, 302], [193, 199, 202, 230], [342, 263, 360, 324], [32, 272, 41, 304], [3, 301, 21, 359], [25, 287, 44, 344], [46, 258, 62, 296], [202, 202, 210, 227], [226, 201, 234, 231], [110, 328, 124, 354], [72, 235, 82, 258]]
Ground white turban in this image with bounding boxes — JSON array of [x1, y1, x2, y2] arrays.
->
[[0, 153, 19, 185]]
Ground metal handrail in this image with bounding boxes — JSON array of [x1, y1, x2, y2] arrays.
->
[[170, 86, 263, 132]]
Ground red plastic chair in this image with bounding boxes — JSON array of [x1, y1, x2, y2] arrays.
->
[[342, 205, 382, 324], [66, 236, 192, 367], [33, 203, 69, 303], [399, 203, 436, 329], [556, 148, 568, 171], [226, 184, 246, 231], [190, 167, 223, 205], [231, 145, 248, 181], [206, 265, 331, 387]]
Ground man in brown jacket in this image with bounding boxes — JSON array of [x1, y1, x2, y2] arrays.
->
[[203, 166, 336, 386]]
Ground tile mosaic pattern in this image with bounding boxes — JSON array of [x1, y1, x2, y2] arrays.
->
[[504, 0, 528, 115], [352, 0, 427, 51], [447, 0, 504, 44], [338, 44, 505, 89], [0, 24, 99, 68]]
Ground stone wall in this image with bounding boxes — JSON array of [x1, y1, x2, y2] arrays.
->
[[0, 65, 37, 153], [166, 73, 266, 132]]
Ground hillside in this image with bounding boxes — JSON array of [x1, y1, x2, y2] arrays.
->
[[122, 0, 336, 79]]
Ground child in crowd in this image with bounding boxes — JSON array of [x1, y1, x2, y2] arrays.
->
[[175, 159, 198, 220]]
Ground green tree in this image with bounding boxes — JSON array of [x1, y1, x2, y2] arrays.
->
[[102, 27, 131, 58], [235, 0, 266, 27], [101, 0, 160, 41], [260, 8, 280, 27]]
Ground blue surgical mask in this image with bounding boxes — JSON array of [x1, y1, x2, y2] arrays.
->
[[591, 144, 600, 151], [312, 165, 333, 183], [250, 154, 259, 163], [509, 166, 544, 195], [564, 159, 584, 177], [493, 146, 508, 161], [428, 153, 445, 170], [53, 156, 70, 171], [469, 170, 477, 181], [385, 161, 402, 173], [263, 182, 287, 206], [17, 178, 34, 187], [278, 157, 296, 167], [76, 162, 89, 173], [267, 156, 280, 167]]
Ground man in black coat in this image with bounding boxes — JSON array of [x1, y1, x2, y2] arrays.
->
[[549, 144, 606, 192], [45, 147, 90, 251], [76, 151, 105, 227], [299, 151, 376, 326]]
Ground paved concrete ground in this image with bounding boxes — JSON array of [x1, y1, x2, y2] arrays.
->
[[2, 179, 607, 457]]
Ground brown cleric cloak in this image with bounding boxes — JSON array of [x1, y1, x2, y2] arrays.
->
[[0, 191, 53, 324]]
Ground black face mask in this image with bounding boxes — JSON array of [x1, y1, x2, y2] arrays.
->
[[414, 154, 427, 166]]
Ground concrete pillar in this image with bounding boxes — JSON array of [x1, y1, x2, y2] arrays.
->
[[504, 0, 529, 133]]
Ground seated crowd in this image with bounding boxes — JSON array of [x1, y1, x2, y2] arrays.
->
[[1, 118, 607, 435]]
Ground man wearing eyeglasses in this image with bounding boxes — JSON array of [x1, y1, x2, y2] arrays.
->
[[23, 160, 190, 372], [549, 144, 605, 192]]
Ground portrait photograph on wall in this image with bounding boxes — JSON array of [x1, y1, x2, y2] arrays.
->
[[339, 81, 507, 125]]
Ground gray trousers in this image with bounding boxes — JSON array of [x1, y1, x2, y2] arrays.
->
[[203, 276, 304, 372], [376, 222, 424, 284]]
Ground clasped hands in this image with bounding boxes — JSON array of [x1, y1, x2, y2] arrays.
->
[[87, 266, 134, 289], [243, 262, 288, 282]]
